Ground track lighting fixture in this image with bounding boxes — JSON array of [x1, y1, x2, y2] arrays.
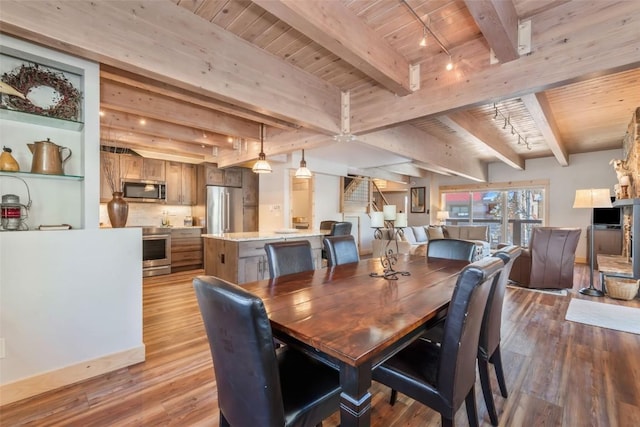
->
[[401, 0, 454, 71], [492, 103, 531, 150], [419, 28, 427, 47], [252, 124, 272, 174], [295, 149, 312, 179]]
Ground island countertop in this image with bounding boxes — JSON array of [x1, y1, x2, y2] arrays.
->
[[202, 230, 326, 242]]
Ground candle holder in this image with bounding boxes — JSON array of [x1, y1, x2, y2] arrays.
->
[[370, 220, 411, 280]]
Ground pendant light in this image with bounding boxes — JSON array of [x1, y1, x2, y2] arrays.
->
[[295, 149, 312, 179], [252, 123, 272, 174]]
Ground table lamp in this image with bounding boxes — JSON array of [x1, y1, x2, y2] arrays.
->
[[573, 188, 612, 296], [436, 211, 449, 225]]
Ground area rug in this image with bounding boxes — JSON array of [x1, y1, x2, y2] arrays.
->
[[507, 284, 568, 296], [565, 298, 640, 335]]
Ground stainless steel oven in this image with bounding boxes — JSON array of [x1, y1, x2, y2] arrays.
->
[[142, 227, 171, 277]]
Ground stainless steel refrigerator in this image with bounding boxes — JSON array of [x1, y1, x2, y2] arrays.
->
[[206, 186, 244, 234]]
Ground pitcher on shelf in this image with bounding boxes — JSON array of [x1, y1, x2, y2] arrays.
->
[[27, 138, 72, 175]]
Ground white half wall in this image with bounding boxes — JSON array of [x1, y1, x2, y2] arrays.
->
[[0, 228, 143, 404]]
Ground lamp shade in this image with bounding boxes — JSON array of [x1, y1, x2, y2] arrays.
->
[[294, 149, 312, 178], [573, 189, 612, 209], [383, 205, 396, 220], [371, 212, 385, 228], [436, 211, 450, 220]]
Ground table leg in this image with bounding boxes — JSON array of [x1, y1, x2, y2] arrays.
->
[[339, 362, 372, 427]]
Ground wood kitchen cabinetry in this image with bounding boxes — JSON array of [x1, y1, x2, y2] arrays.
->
[[204, 234, 322, 284], [170, 227, 203, 272], [166, 161, 196, 205], [242, 168, 259, 231], [119, 155, 143, 180], [142, 158, 165, 181], [202, 163, 242, 188]]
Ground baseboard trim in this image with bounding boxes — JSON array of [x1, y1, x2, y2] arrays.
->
[[0, 345, 145, 406]]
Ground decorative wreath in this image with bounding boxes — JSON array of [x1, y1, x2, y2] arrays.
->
[[1, 63, 81, 120]]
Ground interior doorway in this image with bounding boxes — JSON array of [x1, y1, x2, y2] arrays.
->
[[290, 174, 314, 229]]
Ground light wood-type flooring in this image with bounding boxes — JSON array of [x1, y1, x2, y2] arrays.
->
[[2, 264, 640, 426]]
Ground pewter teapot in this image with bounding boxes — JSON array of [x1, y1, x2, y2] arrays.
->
[[28, 138, 72, 175]]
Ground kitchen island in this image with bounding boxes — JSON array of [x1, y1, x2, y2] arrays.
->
[[203, 230, 325, 284]]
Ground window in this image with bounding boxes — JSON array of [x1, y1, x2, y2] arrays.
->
[[440, 181, 547, 248]]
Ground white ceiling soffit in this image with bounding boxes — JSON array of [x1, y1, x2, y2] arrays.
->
[[310, 140, 411, 169]]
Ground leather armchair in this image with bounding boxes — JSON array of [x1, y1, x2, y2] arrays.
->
[[508, 227, 581, 289]]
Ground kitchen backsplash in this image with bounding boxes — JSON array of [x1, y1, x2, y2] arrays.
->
[[99, 203, 195, 228]]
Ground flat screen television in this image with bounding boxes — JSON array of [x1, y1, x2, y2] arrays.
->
[[593, 206, 621, 227]]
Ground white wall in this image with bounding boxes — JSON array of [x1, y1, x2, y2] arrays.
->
[[0, 36, 143, 404], [440, 149, 621, 259]]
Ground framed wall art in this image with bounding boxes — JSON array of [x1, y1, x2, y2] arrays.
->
[[411, 187, 426, 213]]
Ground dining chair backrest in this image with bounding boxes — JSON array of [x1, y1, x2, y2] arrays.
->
[[193, 276, 341, 427], [438, 256, 503, 407], [193, 276, 286, 425], [483, 245, 521, 358], [427, 238, 476, 262], [320, 220, 337, 231], [330, 221, 352, 236], [323, 235, 360, 267], [264, 240, 314, 278]]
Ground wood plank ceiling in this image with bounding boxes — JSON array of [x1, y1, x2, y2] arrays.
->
[[1, 0, 639, 181]]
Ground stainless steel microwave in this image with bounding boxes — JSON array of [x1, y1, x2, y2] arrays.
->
[[122, 180, 166, 203]]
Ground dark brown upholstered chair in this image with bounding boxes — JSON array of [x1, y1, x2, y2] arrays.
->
[[265, 240, 314, 279], [372, 257, 503, 427], [319, 220, 337, 231], [508, 227, 580, 289], [323, 235, 360, 267], [427, 238, 476, 262], [193, 276, 341, 427], [322, 221, 352, 259], [418, 245, 522, 425], [330, 221, 352, 236]]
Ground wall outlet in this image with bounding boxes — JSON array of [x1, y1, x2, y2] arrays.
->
[[0, 338, 5, 359]]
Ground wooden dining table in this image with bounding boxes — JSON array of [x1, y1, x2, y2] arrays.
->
[[241, 254, 469, 427]]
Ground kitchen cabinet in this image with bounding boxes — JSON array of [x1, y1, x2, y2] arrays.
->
[[203, 163, 224, 186], [204, 234, 323, 284], [224, 167, 242, 187], [143, 158, 165, 181], [170, 227, 203, 272], [242, 168, 259, 231], [119, 155, 143, 180], [166, 161, 196, 205]]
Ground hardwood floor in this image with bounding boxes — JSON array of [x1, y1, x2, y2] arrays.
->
[[2, 265, 640, 426]]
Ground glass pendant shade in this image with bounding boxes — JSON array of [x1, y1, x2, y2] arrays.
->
[[252, 124, 272, 174], [295, 150, 312, 179]]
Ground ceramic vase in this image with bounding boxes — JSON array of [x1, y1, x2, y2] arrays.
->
[[107, 191, 128, 228]]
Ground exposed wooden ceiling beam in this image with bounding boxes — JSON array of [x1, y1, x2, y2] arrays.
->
[[356, 125, 488, 182], [521, 93, 569, 166], [100, 109, 231, 148], [0, 0, 341, 133], [381, 163, 431, 179], [438, 111, 525, 170], [215, 130, 330, 168], [100, 129, 222, 159], [253, 0, 413, 96], [100, 67, 300, 131], [351, 2, 640, 133], [349, 167, 409, 184], [101, 80, 260, 141], [464, 0, 519, 63]]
